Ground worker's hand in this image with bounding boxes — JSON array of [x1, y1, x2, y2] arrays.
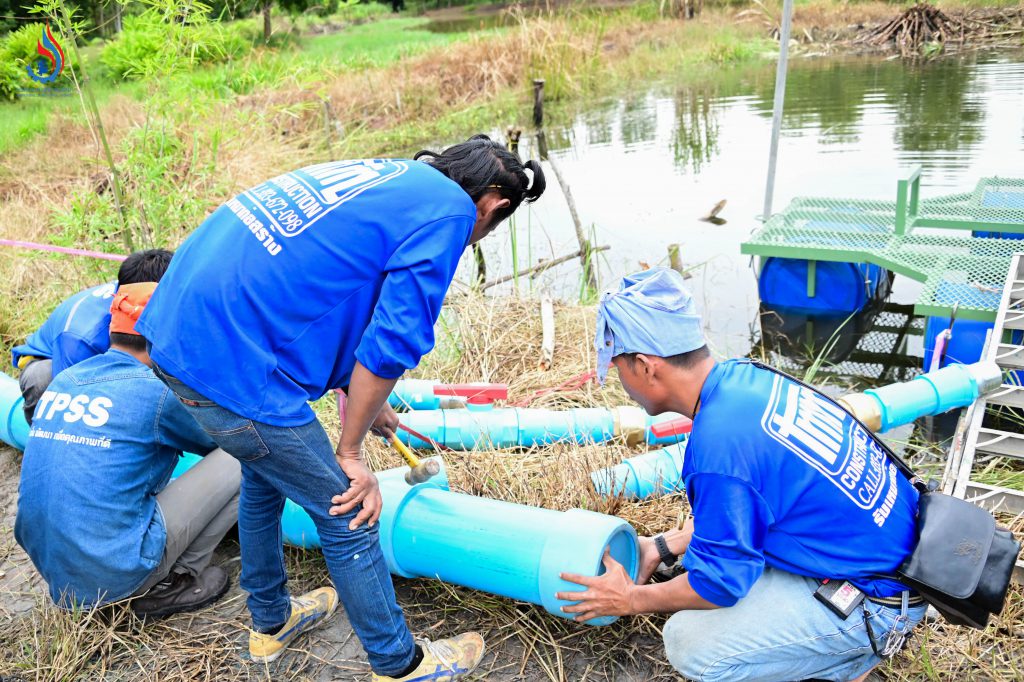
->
[[370, 403, 400, 440], [556, 550, 637, 622], [330, 454, 382, 530], [637, 536, 662, 585]]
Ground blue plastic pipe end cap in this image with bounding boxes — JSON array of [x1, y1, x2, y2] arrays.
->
[[537, 509, 639, 626]]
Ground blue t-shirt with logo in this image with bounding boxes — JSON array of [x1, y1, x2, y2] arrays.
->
[[136, 160, 476, 427], [12, 281, 116, 374], [682, 360, 919, 606], [15, 349, 216, 608]]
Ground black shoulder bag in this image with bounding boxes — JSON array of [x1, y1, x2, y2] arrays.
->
[[751, 361, 1021, 629]]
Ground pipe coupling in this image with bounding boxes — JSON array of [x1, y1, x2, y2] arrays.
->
[[967, 361, 1003, 396], [613, 406, 648, 446], [836, 392, 882, 432]]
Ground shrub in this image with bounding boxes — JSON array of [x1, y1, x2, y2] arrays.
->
[[99, 11, 258, 80]]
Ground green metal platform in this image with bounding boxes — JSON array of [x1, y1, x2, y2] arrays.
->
[[741, 167, 1024, 321]]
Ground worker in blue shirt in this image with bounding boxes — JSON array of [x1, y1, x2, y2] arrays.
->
[[136, 136, 546, 679], [16, 282, 241, 617], [557, 268, 927, 682], [12, 249, 173, 424]]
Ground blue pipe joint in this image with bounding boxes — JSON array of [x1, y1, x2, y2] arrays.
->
[[0, 372, 30, 450], [866, 363, 979, 432], [591, 443, 687, 500], [389, 379, 442, 411], [537, 509, 639, 626]]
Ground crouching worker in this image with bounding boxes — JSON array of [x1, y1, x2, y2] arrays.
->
[[12, 249, 173, 425], [558, 268, 927, 682], [15, 282, 241, 618]]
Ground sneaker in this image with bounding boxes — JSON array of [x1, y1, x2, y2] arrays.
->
[[249, 587, 339, 663], [131, 565, 230, 618], [372, 632, 485, 681]]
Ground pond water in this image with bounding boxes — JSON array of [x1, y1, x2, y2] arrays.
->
[[465, 50, 1024, 387]]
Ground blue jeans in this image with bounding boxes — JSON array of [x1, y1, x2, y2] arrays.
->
[[153, 365, 416, 676], [663, 567, 928, 681]]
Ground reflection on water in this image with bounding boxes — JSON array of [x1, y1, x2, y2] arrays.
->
[[469, 50, 1024, 383], [671, 88, 719, 174]]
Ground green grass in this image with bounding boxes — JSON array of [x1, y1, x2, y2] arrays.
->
[[0, 77, 144, 154], [300, 17, 475, 67], [0, 14, 479, 153]]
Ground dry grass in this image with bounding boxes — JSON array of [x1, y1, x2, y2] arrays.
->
[[2, 294, 1022, 681], [1, 2, 1023, 679]]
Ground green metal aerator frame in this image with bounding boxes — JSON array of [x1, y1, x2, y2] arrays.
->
[[741, 167, 1024, 322]]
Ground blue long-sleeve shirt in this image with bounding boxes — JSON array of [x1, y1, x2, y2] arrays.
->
[[136, 160, 475, 426], [12, 282, 116, 374], [15, 350, 216, 608], [682, 360, 919, 606]]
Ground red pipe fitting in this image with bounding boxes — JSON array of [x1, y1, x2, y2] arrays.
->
[[650, 416, 693, 439], [433, 383, 509, 406]]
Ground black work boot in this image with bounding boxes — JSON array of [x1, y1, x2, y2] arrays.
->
[[131, 566, 230, 618]]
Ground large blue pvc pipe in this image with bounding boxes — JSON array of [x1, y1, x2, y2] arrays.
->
[[862, 361, 1001, 433], [375, 475, 638, 626], [0, 373, 29, 450], [591, 442, 687, 500], [174, 449, 636, 626], [397, 407, 685, 450]]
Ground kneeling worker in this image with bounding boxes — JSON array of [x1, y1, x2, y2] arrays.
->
[[13, 248, 173, 424], [15, 282, 241, 617], [558, 268, 927, 682]]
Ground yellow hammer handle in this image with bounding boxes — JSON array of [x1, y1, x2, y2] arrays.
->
[[390, 433, 422, 468]]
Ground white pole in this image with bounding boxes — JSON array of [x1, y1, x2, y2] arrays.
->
[[762, 0, 795, 221]]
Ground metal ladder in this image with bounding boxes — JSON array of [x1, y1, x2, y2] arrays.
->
[[944, 252, 1024, 581]]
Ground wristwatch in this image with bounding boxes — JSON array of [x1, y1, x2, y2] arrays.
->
[[654, 533, 677, 567]]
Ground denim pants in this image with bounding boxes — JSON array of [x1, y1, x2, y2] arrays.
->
[[153, 365, 416, 676], [663, 567, 927, 682]]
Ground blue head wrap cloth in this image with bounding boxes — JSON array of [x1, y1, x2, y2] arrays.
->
[[594, 267, 704, 384]]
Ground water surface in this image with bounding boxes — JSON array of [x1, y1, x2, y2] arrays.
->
[[467, 51, 1024, 384]]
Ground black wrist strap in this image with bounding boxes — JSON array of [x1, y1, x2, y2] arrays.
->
[[654, 533, 677, 567]]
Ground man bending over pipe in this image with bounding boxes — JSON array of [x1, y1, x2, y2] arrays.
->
[[15, 282, 240, 617], [134, 136, 546, 678], [12, 249, 173, 425], [558, 268, 926, 682]]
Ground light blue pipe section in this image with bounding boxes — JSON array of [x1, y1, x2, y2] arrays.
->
[[0, 373, 29, 450], [864, 362, 997, 433], [591, 442, 687, 500], [388, 379, 444, 411], [397, 407, 684, 450], [376, 476, 638, 626], [174, 450, 636, 625], [171, 452, 450, 548], [278, 457, 449, 548]]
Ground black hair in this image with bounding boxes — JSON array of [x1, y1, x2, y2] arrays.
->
[[117, 249, 173, 285], [414, 134, 546, 223], [618, 346, 711, 371], [110, 331, 148, 353]]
